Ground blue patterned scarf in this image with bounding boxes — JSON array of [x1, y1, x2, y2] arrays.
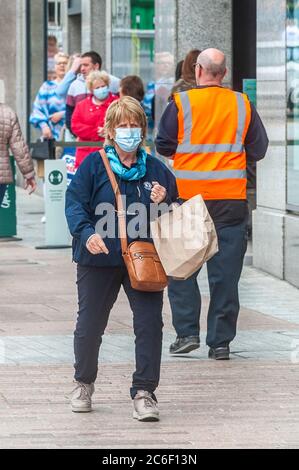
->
[[104, 145, 147, 181]]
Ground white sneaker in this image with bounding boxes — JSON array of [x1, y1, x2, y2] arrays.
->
[[70, 381, 94, 413], [133, 390, 159, 422], [41, 215, 46, 224]]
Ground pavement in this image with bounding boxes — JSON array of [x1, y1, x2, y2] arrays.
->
[[0, 188, 299, 449]]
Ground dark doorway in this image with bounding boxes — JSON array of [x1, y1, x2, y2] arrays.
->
[[233, 0, 257, 242], [233, 0, 257, 92]]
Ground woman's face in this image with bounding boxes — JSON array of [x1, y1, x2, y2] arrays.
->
[[55, 58, 68, 79], [108, 116, 141, 140], [92, 79, 107, 92]]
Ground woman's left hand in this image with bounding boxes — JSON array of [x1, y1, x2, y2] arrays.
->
[[150, 182, 167, 203]]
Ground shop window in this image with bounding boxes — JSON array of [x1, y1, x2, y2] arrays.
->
[[111, 0, 155, 82], [287, 0, 299, 210]]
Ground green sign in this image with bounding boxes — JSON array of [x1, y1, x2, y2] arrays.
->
[[243, 79, 256, 106], [48, 170, 64, 186], [0, 157, 17, 238]]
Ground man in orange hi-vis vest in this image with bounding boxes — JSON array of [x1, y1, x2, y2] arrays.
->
[[155, 48, 268, 360]]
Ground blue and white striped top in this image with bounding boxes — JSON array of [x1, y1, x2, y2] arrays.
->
[[30, 71, 76, 140]]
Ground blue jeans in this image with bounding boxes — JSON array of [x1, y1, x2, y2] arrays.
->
[[168, 219, 248, 348], [74, 265, 164, 399], [0, 184, 7, 207]]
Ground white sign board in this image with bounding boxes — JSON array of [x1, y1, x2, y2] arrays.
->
[[45, 160, 71, 247]]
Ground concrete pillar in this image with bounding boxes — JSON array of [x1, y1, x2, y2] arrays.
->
[[0, 0, 18, 109], [176, 0, 232, 85], [68, 14, 82, 54], [29, 1, 46, 99], [15, 0, 28, 134], [0, 0, 29, 134], [81, 0, 107, 68], [154, 0, 233, 130], [60, 0, 69, 53]]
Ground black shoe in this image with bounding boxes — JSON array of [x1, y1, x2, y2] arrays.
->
[[208, 346, 230, 360], [169, 336, 200, 354]]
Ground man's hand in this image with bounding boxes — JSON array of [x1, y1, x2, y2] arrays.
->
[[51, 112, 64, 124], [24, 177, 37, 195], [150, 181, 167, 203], [42, 126, 53, 139], [86, 234, 109, 255]]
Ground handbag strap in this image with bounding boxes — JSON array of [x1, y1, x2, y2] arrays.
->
[[99, 149, 128, 254]]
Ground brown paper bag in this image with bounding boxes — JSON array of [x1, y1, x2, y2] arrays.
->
[[150, 195, 218, 279]]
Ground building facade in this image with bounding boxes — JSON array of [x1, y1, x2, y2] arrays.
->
[[0, 0, 298, 287], [254, 0, 299, 287]]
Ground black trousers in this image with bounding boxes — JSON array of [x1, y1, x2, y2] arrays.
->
[[74, 265, 164, 399], [168, 219, 248, 348]]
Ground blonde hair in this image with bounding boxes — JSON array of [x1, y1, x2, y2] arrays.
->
[[104, 96, 147, 147], [86, 70, 110, 91], [54, 52, 69, 64]]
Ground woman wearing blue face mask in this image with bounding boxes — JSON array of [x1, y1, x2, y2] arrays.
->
[[66, 96, 178, 421], [71, 70, 118, 167]]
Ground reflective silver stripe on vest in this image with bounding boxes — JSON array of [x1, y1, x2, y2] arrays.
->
[[177, 143, 244, 153], [173, 169, 247, 180], [235, 91, 246, 144], [177, 90, 247, 154]]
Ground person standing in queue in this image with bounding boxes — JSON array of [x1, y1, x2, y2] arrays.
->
[[71, 71, 118, 168]]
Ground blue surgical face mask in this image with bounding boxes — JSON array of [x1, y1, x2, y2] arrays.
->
[[93, 86, 109, 101], [114, 127, 142, 153]]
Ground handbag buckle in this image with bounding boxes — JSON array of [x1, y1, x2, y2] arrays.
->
[[116, 210, 126, 218]]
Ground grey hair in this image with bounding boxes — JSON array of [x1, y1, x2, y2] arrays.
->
[[198, 53, 226, 78]]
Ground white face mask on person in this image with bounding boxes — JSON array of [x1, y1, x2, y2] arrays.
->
[[93, 86, 109, 101], [114, 127, 142, 153]]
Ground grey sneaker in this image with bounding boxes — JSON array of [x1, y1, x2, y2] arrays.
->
[[70, 381, 94, 413], [169, 336, 200, 354], [133, 390, 159, 422]]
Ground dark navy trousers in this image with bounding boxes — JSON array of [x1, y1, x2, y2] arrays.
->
[[168, 219, 248, 348], [0, 184, 7, 207], [74, 265, 164, 399]]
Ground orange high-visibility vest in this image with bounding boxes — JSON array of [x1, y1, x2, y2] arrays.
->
[[173, 87, 251, 200]]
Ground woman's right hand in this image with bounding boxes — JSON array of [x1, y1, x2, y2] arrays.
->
[[42, 126, 53, 140], [71, 56, 82, 74], [51, 111, 64, 124], [86, 234, 109, 255]]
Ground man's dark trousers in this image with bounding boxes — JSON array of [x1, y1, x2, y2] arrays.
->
[[168, 219, 248, 348], [0, 184, 7, 207], [74, 265, 164, 399]]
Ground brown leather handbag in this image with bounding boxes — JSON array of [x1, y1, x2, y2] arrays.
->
[[99, 149, 168, 292]]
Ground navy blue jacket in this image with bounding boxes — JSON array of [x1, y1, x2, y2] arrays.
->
[[65, 151, 178, 267]]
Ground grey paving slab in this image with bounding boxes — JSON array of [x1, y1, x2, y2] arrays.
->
[[0, 188, 298, 449], [198, 264, 299, 324], [1, 330, 299, 365], [0, 361, 299, 449]]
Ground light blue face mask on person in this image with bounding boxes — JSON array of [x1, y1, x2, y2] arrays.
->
[[93, 86, 109, 101], [114, 127, 142, 153]]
